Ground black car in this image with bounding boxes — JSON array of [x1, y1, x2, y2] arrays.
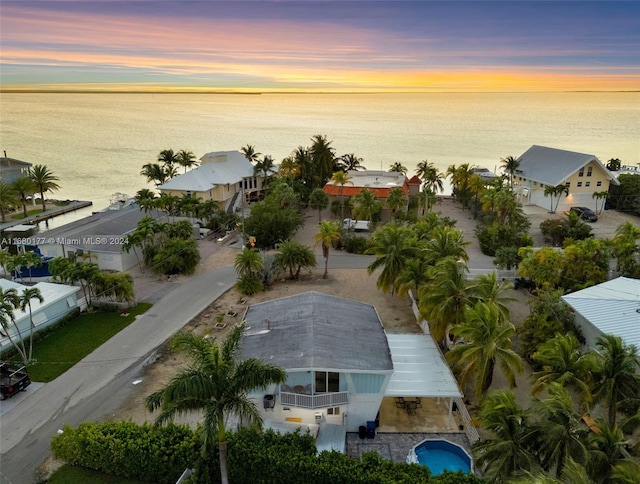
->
[[570, 206, 598, 222]]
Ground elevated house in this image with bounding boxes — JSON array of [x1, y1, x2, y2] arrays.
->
[[562, 277, 640, 350], [36, 207, 166, 272], [157, 150, 264, 213], [0, 156, 32, 184], [513, 145, 619, 212], [240, 292, 463, 452], [0, 279, 84, 351]]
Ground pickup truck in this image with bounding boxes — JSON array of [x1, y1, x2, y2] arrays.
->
[[1, 361, 31, 400], [342, 218, 370, 232]]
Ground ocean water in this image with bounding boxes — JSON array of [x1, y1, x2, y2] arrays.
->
[[1, 92, 638, 211]]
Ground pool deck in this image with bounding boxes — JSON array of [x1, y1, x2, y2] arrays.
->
[[346, 431, 471, 464]]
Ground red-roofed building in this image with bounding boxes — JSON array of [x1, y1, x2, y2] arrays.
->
[[407, 175, 422, 196]]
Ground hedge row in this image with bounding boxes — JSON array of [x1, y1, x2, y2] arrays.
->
[[51, 421, 198, 484]]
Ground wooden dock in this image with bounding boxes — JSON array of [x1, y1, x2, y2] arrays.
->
[[0, 200, 93, 232]]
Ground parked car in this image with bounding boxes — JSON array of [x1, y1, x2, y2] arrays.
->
[[1, 361, 31, 400], [570, 206, 598, 222]]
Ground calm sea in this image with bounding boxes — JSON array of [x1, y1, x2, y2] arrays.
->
[[1, 92, 639, 214]]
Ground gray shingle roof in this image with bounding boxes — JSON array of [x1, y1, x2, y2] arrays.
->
[[517, 145, 618, 186], [240, 292, 393, 372], [158, 150, 254, 192]]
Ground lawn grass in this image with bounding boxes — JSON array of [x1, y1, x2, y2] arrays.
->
[[10, 208, 44, 220], [26, 303, 152, 382], [48, 464, 147, 484]]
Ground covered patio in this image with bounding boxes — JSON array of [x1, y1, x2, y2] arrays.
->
[[380, 334, 463, 433]]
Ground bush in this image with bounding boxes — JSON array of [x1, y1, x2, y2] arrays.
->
[[343, 235, 369, 254], [235, 274, 263, 295], [51, 422, 199, 484]]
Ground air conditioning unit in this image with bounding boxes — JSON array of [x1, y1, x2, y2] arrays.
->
[[314, 413, 323, 421]]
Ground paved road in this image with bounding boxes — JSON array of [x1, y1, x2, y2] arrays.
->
[[0, 265, 236, 484]]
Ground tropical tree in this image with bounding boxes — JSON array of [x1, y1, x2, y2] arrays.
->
[[416, 160, 444, 194], [395, 257, 431, 299], [612, 221, 640, 278], [331, 170, 352, 221], [388, 162, 408, 175], [586, 418, 634, 483], [591, 334, 640, 427], [338, 153, 365, 172], [385, 187, 407, 218], [447, 163, 475, 206], [366, 224, 418, 295], [275, 240, 317, 279], [241, 144, 262, 163], [447, 302, 523, 401], [308, 188, 329, 223], [468, 174, 486, 218], [0, 287, 29, 364], [28, 164, 61, 212], [0, 179, 17, 222], [416, 188, 436, 215], [473, 390, 539, 481], [314, 220, 341, 279], [234, 248, 262, 278], [176, 149, 199, 173], [422, 225, 469, 265], [531, 333, 596, 407], [351, 188, 381, 224], [140, 163, 169, 186], [592, 190, 609, 215], [18, 287, 44, 362], [157, 149, 178, 177], [11, 177, 35, 217], [517, 246, 564, 290], [606, 158, 621, 171], [134, 188, 157, 212], [468, 271, 514, 324], [254, 155, 275, 180], [543, 184, 569, 213], [500, 155, 521, 188], [145, 324, 287, 484], [309, 134, 336, 185], [560, 238, 610, 292], [152, 238, 200, 275]]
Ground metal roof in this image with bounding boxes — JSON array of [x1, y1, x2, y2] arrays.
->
[[562, 277, 640, 349], [158, 150, 254, 192], [516, 145, 619, 187], [385, 333, 463, 398], [240, 292, 393, 372], [323, 170, 409, 198]]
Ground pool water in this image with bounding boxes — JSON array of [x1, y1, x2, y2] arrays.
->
[[414, 440, 472, 475]]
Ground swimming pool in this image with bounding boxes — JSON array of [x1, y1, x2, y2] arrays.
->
[[407, 439, 472, 475]]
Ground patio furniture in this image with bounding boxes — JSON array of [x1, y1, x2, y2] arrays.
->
[[294, 385, 305, 394], [281, 384, 293, 393], [303, 384, 312, 394], [395, 397, 406, 409]]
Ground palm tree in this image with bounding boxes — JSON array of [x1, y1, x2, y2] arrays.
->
[[447, 301, 523, 401], [351, 188, 381, 224], [339, 153, 365, 172], [254, 155, 275, 180], [468, 271, 514, 324], [421, 225, 470, 265], [500, 156, 521, 188], [612, 221, 640, 278], [591, 334, 640, 427], [275, 240, 316, 279], [586, 418, 632, 483], [473, 390, 539, 481], [388, 162, 408, 175], [146, 324, 286, 484], [241, 144, 261, 162], [29, 164, 61, 212], [0, 179, 18, 222], [395, 257, 431, 299], [531, 333, 596, 407], [140, 163, 169, 187], [330, 170, 352, 221], [234, 248, 262, 277], [11, 177, 35, 217], [176, 149, 199, 173], [308, 188, 329, 222], [278, 156, 299, 181], [416, 160, 444, 194], [365, 224, 418, 295], [416, 188, 436, 215], [531, 383, 589, 477], [418, 257, 470, 346], [309, 134, 336, 185], [385, 187, 407, 217], [157, 149, 178, 175], [0, 287, 30, 365], [19, 287, 44, 362], [544, 184, 569, 213], [134, 188, 157, 212], [467, 174, 485, 218], [314, 220, 341, 279], [592, 190, 609, 215]]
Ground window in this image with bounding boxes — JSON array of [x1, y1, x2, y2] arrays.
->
[[585, 181, 591, 187], [577, 182, 583, 187], [597, 181, 602, 187], [578, 167, 585, 177], [565, 182, 571, 187], [587, 166, 593, 177], [315, 371, 339, 393], [327, 407, 340, 415]]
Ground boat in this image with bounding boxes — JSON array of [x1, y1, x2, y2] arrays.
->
[[472, 167, 500, 182]]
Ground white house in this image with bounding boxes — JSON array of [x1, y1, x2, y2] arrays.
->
[[513, 145, 619, 212], [561, 277, 640, 350], [0, 279, 83, 351], [239, 292, 463, 452], [158, 150, 264, 213]]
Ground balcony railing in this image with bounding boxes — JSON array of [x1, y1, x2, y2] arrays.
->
[[280, 391, 349, 409]]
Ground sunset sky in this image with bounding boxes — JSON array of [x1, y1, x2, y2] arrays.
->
[[1, 1, 638, 92]]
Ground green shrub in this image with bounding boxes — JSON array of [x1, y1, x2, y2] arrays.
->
[[51, 422, 198, 484], [235, 274, 263, 295], [343, 235, 369, 254]]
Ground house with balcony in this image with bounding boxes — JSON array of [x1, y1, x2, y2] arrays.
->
[[157, 150, 264, 213], [512, 145, 619, 212], [239, 292, 464, 452], [0, 156, 32, 184]]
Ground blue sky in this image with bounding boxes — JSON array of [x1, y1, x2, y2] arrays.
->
[[1, 1, 638, 91]]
